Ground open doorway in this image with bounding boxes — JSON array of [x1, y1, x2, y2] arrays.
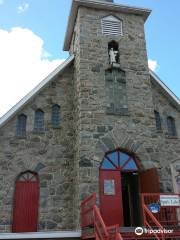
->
[[99, 149, 142, 227], [121, 172, 141, 226]]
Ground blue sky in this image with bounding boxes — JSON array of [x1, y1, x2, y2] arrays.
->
[[0, 0, 179, 117]]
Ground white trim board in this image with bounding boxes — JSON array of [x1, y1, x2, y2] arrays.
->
[[150, 70, 180, 108], [0, 231, 81, 239], [0, 55, 74, 128]]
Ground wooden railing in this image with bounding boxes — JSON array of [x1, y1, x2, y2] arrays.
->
[[141, 193, 180, 227], [81, 193, 123, 240], [107, 225, 123, 240], [141, 193, 180, 240], [94, 205, 109, 240], [143, 204, 165, 240], [81, 193, 96, 228], [81, 193, 180, 239], [115, 233, 123, 240], [81, 193, 109, 240]]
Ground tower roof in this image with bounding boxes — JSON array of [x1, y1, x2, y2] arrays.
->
[[63, 0, 151, 51]]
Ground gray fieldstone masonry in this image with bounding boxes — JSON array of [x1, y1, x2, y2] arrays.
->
[[70, 6, 180, 228], [0, 0, 180, 233], [0, 67, 75, 231]]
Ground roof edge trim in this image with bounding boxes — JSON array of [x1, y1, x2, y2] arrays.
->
[[150, 69, 180, 107], [0, 55, 74, 128], [63, 0, 151, 51]]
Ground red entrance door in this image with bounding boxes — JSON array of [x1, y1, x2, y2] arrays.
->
[[100, 170, 123, 226], [12, 171, 39, 232], [99, 150, 139, 227]]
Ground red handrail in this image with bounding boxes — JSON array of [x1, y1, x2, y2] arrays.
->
[[81, 193, 96, 228], [94, 205, 109, 240], [141, 193, 180, 227], [81, 193, 110, 240], [115, 233, 123, 240], [143, 204, 165, 240], [81, 192, 96, 206], [82, 193, 180, 240], [143, 204, 164, 230], [107, 225, 123, 240]]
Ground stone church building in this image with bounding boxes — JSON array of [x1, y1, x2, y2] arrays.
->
[[0, 0, 179, 239]]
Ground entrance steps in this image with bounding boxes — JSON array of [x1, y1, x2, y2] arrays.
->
[[82, 226, 180, 239], [119, 226, 180, 240], [0, 231, 81, 240], [80, 193, 180, 240]]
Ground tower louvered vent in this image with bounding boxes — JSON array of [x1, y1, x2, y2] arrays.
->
[[101, 15, 123, 36]]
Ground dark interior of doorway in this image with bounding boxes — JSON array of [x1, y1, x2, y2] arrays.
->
[[121, 172, 141, 227]]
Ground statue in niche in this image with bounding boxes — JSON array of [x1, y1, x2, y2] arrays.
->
[[108, 45, 119, 65]]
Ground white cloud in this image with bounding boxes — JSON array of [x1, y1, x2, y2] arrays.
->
[[0, 27, 65, 117], [17, 2, 29, 13], [148, 59, 158, 71]]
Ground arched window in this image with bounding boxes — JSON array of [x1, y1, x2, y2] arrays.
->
[[154, 110, 162, 131], [101, 15, 123, 36], [100, 150, 138, 171], [12, 171, 39, 232], [105, 68, 128, 114], [167, 116, 177, 136], [52, 104, 61, 128], [34, 109, 44, 132], [16, 114, 27, 137]]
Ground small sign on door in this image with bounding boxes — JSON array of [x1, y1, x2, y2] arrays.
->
[[104, 180, 115, 195], [160, 195, 180, 206]]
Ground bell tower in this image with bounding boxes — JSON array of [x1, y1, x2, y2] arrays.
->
[[63, 0, 154, 228]]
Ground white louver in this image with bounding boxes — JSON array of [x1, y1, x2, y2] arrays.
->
[[101, 15, 123, 36]]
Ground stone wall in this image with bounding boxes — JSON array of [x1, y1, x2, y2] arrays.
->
[[0, 66, 75, 232], [70, 6, 180, 228], [0, 3, 180, 233], [151, 79, 180, 191], [151, 79, 180, 136]]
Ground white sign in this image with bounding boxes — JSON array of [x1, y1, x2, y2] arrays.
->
[[160, 195, 180, 206], [104, 180, 115, 195]]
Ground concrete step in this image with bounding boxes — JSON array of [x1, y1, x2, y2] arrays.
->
[[119, 226, 137, 232], [0, 231, 81, 240]]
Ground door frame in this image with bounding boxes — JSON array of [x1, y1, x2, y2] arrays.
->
[[99, 148, 142, 227]]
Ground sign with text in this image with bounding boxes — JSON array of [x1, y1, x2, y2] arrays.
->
[[160, 195, 180, 206], [104, 180, 115, 195]]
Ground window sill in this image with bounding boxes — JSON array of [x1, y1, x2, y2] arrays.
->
[[109, 63, 121, 69], [166, 135, 178, 139], [15, 135, 27, 139], [52, 126, 61, 129], [156, 130, 163, 133], [32, 130, 45, 134]]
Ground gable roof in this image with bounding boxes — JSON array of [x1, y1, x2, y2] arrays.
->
[[63, 0, 151, 51], [0, 55, 74, 128], [0, 55, 179, 128], [150, 70, 180, 109]]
